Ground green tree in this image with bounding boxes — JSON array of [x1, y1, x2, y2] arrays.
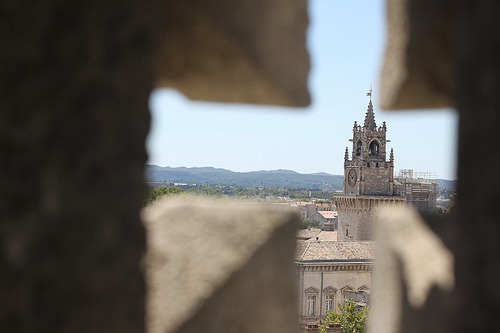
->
[[143, 185, 156, 207], [202, 186, 223, 197], [300, 218, 321, 229], [233, 186, 256, 198], [184, 186, 223, 197], [319, 299, 369, 333], [262, 187, 279, 195], [445, 200, 455, 211], [185, 187, 204, 195], [144, 186, 184, 206], [311, 191, 332, 199]]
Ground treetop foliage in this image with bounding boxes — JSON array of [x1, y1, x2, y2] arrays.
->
[[143, 185, 184, 206], [300, 218, 321, 230], [319, 299, 369, 333]]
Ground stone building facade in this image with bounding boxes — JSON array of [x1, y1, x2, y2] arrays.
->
[[296, 235, 373, 329], [334, 97, 405, 241], [335, 195, 405, 241], [309, 211, 338, 230]]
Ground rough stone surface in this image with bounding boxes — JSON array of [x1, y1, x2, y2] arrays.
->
[[142, 198, 300, 333], [453, 1, 500, 332], [7, 0, 500, 332], [380, 0, 454, 110], [377, 0, 500, 332], [335, 197, 406, 241], [0, 1, 157, 331], [372, 207, 455, 333], [1, 1, 311, 331], [154, 0, 310, 107], [335, 104, 403, 241], [363, 167, 393, 195]]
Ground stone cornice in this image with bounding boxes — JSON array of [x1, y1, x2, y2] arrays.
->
[[332, 195, 405, 213], [297, 262, 373, 272], [332, 194, 405, 200]]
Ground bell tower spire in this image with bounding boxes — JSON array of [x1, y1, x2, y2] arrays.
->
[[344, 87, 394, 194], [334, 87, 403, 242], [364, 87, 376, 131]]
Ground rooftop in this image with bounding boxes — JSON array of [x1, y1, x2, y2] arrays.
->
[[304, 230, 338, 242], [296, 240, 374, 261], [317, 211, 338, 218], [296, 228, 321, 240]]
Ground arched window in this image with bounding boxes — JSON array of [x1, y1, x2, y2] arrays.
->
[[357, 286, 370, 305], [323, 287, 337, 313], [355, 140, 362, 156], [305, 287, 319, 316], [341, 285, 355, 303], [369, 140, 380, 156]]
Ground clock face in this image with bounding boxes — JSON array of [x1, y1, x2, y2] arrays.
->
[[348, 169, 357, 188]]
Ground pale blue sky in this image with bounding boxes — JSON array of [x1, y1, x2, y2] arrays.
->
[[147, 0, 458, 180]]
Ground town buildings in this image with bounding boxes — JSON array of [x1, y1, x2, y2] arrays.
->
[[297, 95, 404, 329], [296, 229, 373, 328], [309, 211, 338, 230]]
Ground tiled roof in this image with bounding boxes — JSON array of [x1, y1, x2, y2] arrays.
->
[[297, 230, 337, 241], [308, 230, 338, 241], [294, 201, 312, 207], [318, 211, 338, 218], [296, 241, 374, 261], [296, 239, 309, 259], [296, 228, 321, 240], [316, 203, 335, 209]]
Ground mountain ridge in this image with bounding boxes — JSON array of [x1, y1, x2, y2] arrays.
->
[[146, 164, 456, 190]]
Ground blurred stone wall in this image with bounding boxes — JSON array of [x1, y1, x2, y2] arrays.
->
[[0, 1, 309, 332], [3, 0, 500, 332], [0, 0, 157, 331], [374, 0, 500, 332]]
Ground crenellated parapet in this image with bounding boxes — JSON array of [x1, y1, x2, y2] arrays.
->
[[333, 195, 406, 214], [333, 191, 406, 241], [298, 263, 373, 272]]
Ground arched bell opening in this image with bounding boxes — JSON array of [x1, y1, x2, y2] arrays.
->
[[369, 140, 380, 156]]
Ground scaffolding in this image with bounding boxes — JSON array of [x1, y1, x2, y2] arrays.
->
[[395, 169, 439, 211]]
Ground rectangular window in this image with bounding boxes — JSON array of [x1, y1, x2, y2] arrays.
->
[[325, 295, 334, 312], [307, 295, 316, 316], [346, 228, 349, 237]]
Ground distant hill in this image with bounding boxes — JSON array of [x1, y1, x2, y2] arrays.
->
[[146, 165, 343, 189], [437, 179, 456, 191], [250, 169, 299, 174], [146, 165, 457, 191], [310, 172, 333, 176]]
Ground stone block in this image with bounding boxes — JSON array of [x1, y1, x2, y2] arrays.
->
[[371, 206, 455, 333], [380, 0, 454, 110], [142, 198, 300, 333], [154, 0, 310, 107], [0, 1, 156, 331]]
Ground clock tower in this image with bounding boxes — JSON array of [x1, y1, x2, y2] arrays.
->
[[343, 98, 394, 195], [334, 91, 405, 241]]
